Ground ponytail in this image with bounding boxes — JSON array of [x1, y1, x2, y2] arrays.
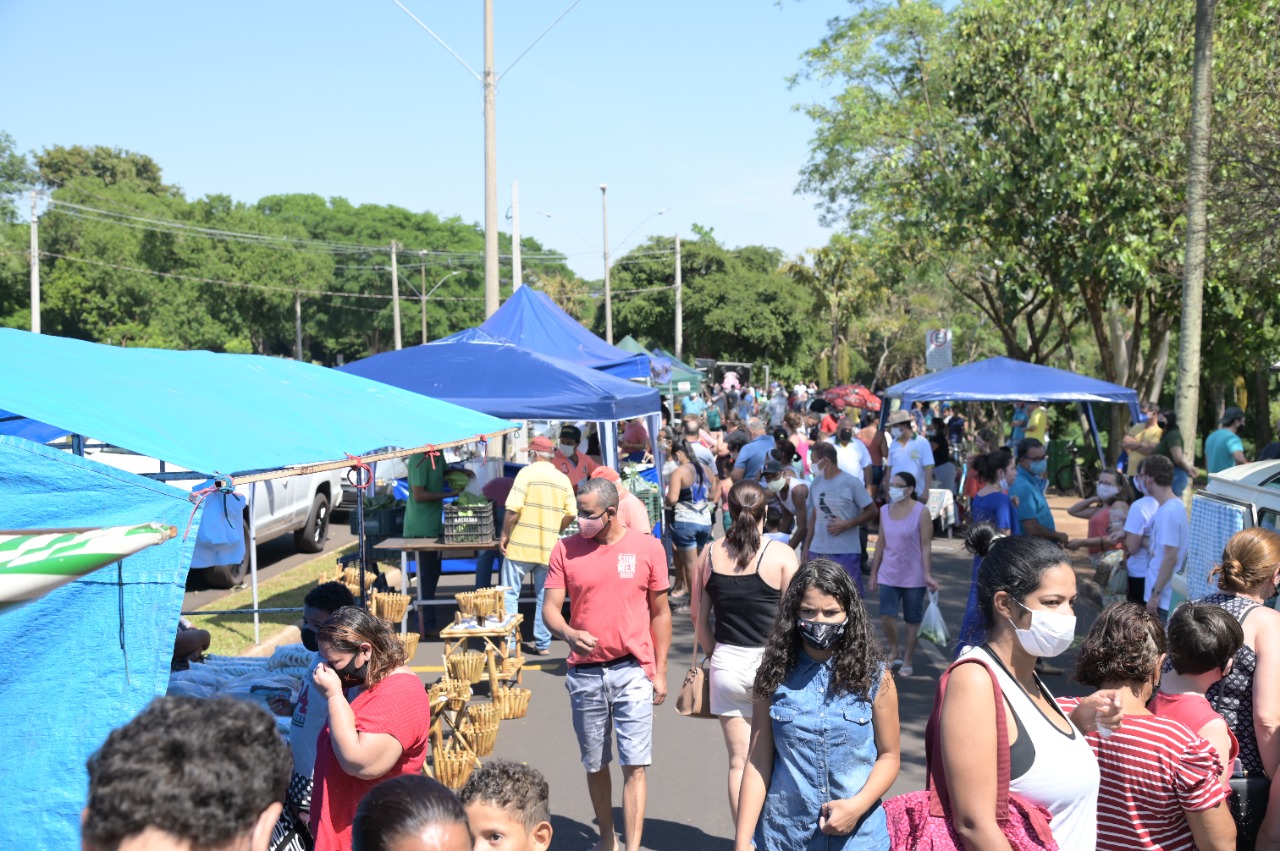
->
[[726, 480, 768, 569]]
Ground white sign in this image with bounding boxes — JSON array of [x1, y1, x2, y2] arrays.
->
[[926, 329, 953, 372], [677, 381, 691, 392]]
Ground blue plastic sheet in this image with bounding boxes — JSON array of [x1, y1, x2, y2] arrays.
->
[[0, 436, 200, 848]]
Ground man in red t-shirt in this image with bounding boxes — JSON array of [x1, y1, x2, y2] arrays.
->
[[544, 478, 671, 851]]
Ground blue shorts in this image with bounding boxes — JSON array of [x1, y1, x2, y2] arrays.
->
[[878, 584, 926, 624], [810, 552, 863, 595], [670, 520, 712, 551]]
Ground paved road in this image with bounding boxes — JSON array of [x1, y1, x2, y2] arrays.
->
[[182, 522, 357, 611], [404, 498, 1099, 850]]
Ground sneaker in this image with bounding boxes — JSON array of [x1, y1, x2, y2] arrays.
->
[[898, 664, 914, 677]]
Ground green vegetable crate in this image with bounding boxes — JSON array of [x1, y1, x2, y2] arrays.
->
[[443, 501, 495, 545]]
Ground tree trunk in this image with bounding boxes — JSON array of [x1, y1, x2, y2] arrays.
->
[[1148, 328, 1172, 404], [1175, 0, 1218, 480]]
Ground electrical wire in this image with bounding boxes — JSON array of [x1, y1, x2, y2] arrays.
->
[[500, 0, 583, 79]]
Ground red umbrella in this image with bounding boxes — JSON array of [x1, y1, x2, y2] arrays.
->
[[824, 384, 882, 412]]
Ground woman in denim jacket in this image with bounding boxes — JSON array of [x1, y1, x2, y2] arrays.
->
[[735, 559, 900, 850]]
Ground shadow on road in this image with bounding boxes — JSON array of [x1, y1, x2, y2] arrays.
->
[[549, 809, 733, 851]]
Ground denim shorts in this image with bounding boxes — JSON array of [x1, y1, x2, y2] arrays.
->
[[878, 584, 926, 624], [565, 660, 654, 771], [670, 520, 712, 551]]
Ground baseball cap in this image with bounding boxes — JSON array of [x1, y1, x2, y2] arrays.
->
[[590, 466, 621, 482], [762, 458, 785, 476], [559, 424, 582, 443], [529, 436, 554, 453], [1221, 406, 1246, 424]]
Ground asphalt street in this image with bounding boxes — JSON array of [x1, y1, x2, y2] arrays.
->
[[405, 499, 1099, 850]]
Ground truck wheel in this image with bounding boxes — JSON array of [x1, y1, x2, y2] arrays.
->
[[295, 492, 330, 554], [204, 523, 251, 589]]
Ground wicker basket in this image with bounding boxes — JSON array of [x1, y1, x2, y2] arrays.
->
[[442, 502, 495, 545], [499, 656, 524, 678], [454, 590, 477, 617], [374, 592, 410, 623], [430, 676, 472, 711], [493, 686, 532, 720], [448, 650, 487, 684], [458, 711, 500, 757], [433, 748, 476, 790], [397, 632, 419, 660]]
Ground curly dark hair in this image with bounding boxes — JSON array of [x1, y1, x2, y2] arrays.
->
[[83, 696, 290, 850], [1075, 602, 1166, 692], [305, 580, 356, 614], [352, 774, 469, 851], [459, 759, 551, 831], [752, 559, 883, 700]]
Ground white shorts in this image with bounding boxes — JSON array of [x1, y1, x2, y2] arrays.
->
[[709, 643, 766, 719]]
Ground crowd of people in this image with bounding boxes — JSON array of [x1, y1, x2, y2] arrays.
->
[[86, 379, 1280, 851]]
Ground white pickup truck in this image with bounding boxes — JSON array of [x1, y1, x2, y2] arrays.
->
[[82, 445, 345, 588], [1175, 460, 1280, 606]]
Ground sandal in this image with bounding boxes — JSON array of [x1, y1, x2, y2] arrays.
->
[[898, 664, 914, 677]]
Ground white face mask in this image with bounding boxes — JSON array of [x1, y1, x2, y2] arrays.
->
[[888, 486, 909, 502], [893, 426, 907, 440], [1096, 484, 1119, 501], [766, 477, 787, 494], [1008, 598, 1076, 658], [558, 443, 575, 457]]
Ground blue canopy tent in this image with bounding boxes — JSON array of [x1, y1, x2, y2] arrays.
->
[[338, 329, 661, 422], [470, 285, 651, 379], [0, 437, 202, 850], [881, 356, 1141, 462]]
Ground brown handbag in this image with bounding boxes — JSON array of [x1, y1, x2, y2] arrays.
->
[[675, 642, 716, 718]]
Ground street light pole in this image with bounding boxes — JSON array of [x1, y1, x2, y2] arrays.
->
[[483, 0, 500, 318], [600, 184, 612, 344], [421, 269, 464, 343]]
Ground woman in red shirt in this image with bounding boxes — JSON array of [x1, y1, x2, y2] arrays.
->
[[311, 607, 432, 851]]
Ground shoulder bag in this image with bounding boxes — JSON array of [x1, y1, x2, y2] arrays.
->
[[675, 641, 716, 718], [882, 658, 1058, 850]]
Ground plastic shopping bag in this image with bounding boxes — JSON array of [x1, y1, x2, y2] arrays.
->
[[918, 590, 949, 647]]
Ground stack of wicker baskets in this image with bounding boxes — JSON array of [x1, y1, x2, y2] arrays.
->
[[372, 591, 410, 622], [397, 632, 419, 660]]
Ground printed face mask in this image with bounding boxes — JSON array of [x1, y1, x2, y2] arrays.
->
[[334, 653, 369, 686], [578, 511, 610, 540], [888, 486, 909, 502], [1008, 599, 1076, 658], [797, 617, 846, 650]]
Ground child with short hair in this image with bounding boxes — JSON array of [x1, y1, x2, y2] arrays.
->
[[1150, 601, 1245, 788], [763, 506, 791, 545], [459, 760, 553, 851]]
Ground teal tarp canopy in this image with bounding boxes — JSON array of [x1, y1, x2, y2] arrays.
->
[[0, 329, 516, 479], [0, 437, 200, 849]]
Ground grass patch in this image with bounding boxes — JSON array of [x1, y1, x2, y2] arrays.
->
[[187, 544, 357, 656]]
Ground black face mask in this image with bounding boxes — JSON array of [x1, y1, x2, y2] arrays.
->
[[838, 428, 853, 443], [300, 626, 319, 652], [335, 653, 369, 686]]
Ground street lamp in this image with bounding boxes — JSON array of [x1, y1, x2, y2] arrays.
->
[[421, 269, 463, 344], [600, 185, 612, 344]]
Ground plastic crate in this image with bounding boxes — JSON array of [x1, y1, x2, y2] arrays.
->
[[443, 502, 495, 545], [349, 505, 405, 538]]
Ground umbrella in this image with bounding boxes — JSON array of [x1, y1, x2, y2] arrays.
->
[[823, 384, 882, 412], [0, 523, 177, 611]]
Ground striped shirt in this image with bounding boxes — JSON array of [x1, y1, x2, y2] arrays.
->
[[505, 461, 575, 564], [1058, 701, 1226, 850]]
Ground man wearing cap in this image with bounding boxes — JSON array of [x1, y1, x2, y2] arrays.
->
[[591, 466, 653, 535], [1204, 406, 1249, 474], [552, 424, 598, 488], [884, 409, 934, 497], [730, 417, 775, 482], [762, 457, 809, 550], [500, 436, 576, 655]]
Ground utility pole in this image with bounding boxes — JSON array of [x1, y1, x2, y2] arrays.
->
[[600, 184, 612, 344], [483, 0, 499, 317], [390, 241, 402, 350], [29, 190, 39, 334], [674, 234, 683, 360], [420, 264, 428, 344], [511, 180, 522, 291], [294, 291, 303, 361]]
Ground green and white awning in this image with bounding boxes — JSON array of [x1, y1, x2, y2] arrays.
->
[[0, 523, 176, 610]]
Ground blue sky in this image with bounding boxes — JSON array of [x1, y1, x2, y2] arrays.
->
[[0, 1, 846, 278]]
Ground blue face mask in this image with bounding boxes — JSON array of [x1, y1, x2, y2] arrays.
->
[[1028, 459, 1048, 476]]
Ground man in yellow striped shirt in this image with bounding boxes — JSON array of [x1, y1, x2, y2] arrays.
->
[[500, 436, 576, 655]]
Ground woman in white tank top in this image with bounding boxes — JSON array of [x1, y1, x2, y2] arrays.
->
[[937, 524, 1119, 851]]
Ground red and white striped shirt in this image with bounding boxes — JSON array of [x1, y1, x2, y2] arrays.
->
[[1059, 701, 1226, 851]]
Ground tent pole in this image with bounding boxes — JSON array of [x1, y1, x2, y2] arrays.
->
[[1083, 403, 1106, 469], [249, 481, 260, 644]]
